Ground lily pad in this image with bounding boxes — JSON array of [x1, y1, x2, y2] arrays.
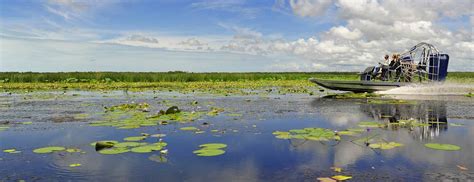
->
[[151, 134, 167, 138], [98, 147, 130, 155], [114, 142, 145, 148], [337, 130, 357, 136], [369, 142, 403, 150], [193, 149, 225, 156], [3, 148, 21, 154], [33, 146, 66, 154], [123, 136, 147, 141], [69, 163, 81, 167], [199, 143, 227, 149], [180, 127, 198, 131], [424, 143, 461, 151], [130, 144, 163, 153], [332, 175, 352, 181]]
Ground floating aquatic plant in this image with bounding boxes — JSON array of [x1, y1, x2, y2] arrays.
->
[[69, 163, 81, 167], [424, 143, 461, 151], [273, 128, 338, 141], [105, 102, 150, 112], [114, 142, 145, 148], [180, 126, 198, 131], [193, 143, 227, 157], [332, 175, 352, 181], [130, 143, 167, 153], [369, 142, 403, 150], [123, 136, 147, 141], [207, 107, 224, 116], [98, 147, 130, 155], [33, 146, 66, 154], [3, 148, 21, 154]]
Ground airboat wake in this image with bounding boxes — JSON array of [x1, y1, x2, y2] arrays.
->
[[310, 42, 449, 93]]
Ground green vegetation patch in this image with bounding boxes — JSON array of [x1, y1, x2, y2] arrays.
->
[[358, 121, 385, 128], [369, 142, 403, 150], [193, 143, 227, 157], [33, 146, 66, 154], [424, 143, 461, 151], [123, 136, 147, 141], [180, 126, 199, 131], [105, 102, 150, 112], [3, 148, 21, 154], [273, 128, 338, 141]]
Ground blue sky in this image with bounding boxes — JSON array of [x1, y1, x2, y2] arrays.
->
[[0, 0, 472, 72]]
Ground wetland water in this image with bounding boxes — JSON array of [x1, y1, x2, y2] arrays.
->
[[1, 91, 473, 181]]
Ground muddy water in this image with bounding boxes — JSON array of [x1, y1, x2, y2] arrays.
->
[[1, 91, 473, 181]]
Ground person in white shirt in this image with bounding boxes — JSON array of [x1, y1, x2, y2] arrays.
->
[[380, 55, 390, 80]]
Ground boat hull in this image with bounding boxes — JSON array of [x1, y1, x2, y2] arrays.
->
[[309, 78, 407, 93]]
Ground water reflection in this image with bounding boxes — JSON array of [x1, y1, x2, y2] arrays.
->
[[360, 101, 448, 140]]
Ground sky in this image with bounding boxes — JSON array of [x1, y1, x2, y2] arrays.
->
[[0, 0, 472, 72]]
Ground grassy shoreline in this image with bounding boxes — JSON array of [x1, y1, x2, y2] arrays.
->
[[0, 72, 472, 92]]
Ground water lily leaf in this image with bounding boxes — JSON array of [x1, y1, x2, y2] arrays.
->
[[289, 129, 307, 134], [180, 127, 198, 131], [369, 142, 403, 150], [199, 143, 227, 149], [331, 167, 342, 172], [33, 146, 66, 154], [207, 107, 224, 116], [123, 136, 147, 141], [317, 177, 337, 182], [114, 142, 145, 148], [332, 175, 352, 181], [358, 121, 384, 127], [151, 134, 166, 138], [347, 128, 365, 133], [118, 125, 140, 129], [193, 149, 225, 156], [424, 143, 461, 151], [69, 163, 81, 167], [337, 131, 357, 136], [99, 147, 130, 154], [3, 149, 20, 153], [130, 144, 163, 153]]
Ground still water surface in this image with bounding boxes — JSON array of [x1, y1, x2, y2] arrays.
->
[[1, 91, 473, 181]]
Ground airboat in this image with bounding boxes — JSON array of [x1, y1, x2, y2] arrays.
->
[[310, 42, 449, 93]]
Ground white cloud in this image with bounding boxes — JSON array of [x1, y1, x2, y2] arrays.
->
[[289, 0, 333, 17], [237, 0, 474, 71], [325, 26, 362, 40]]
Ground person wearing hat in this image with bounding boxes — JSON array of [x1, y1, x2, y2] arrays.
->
[[380, 54, 390, 81]]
